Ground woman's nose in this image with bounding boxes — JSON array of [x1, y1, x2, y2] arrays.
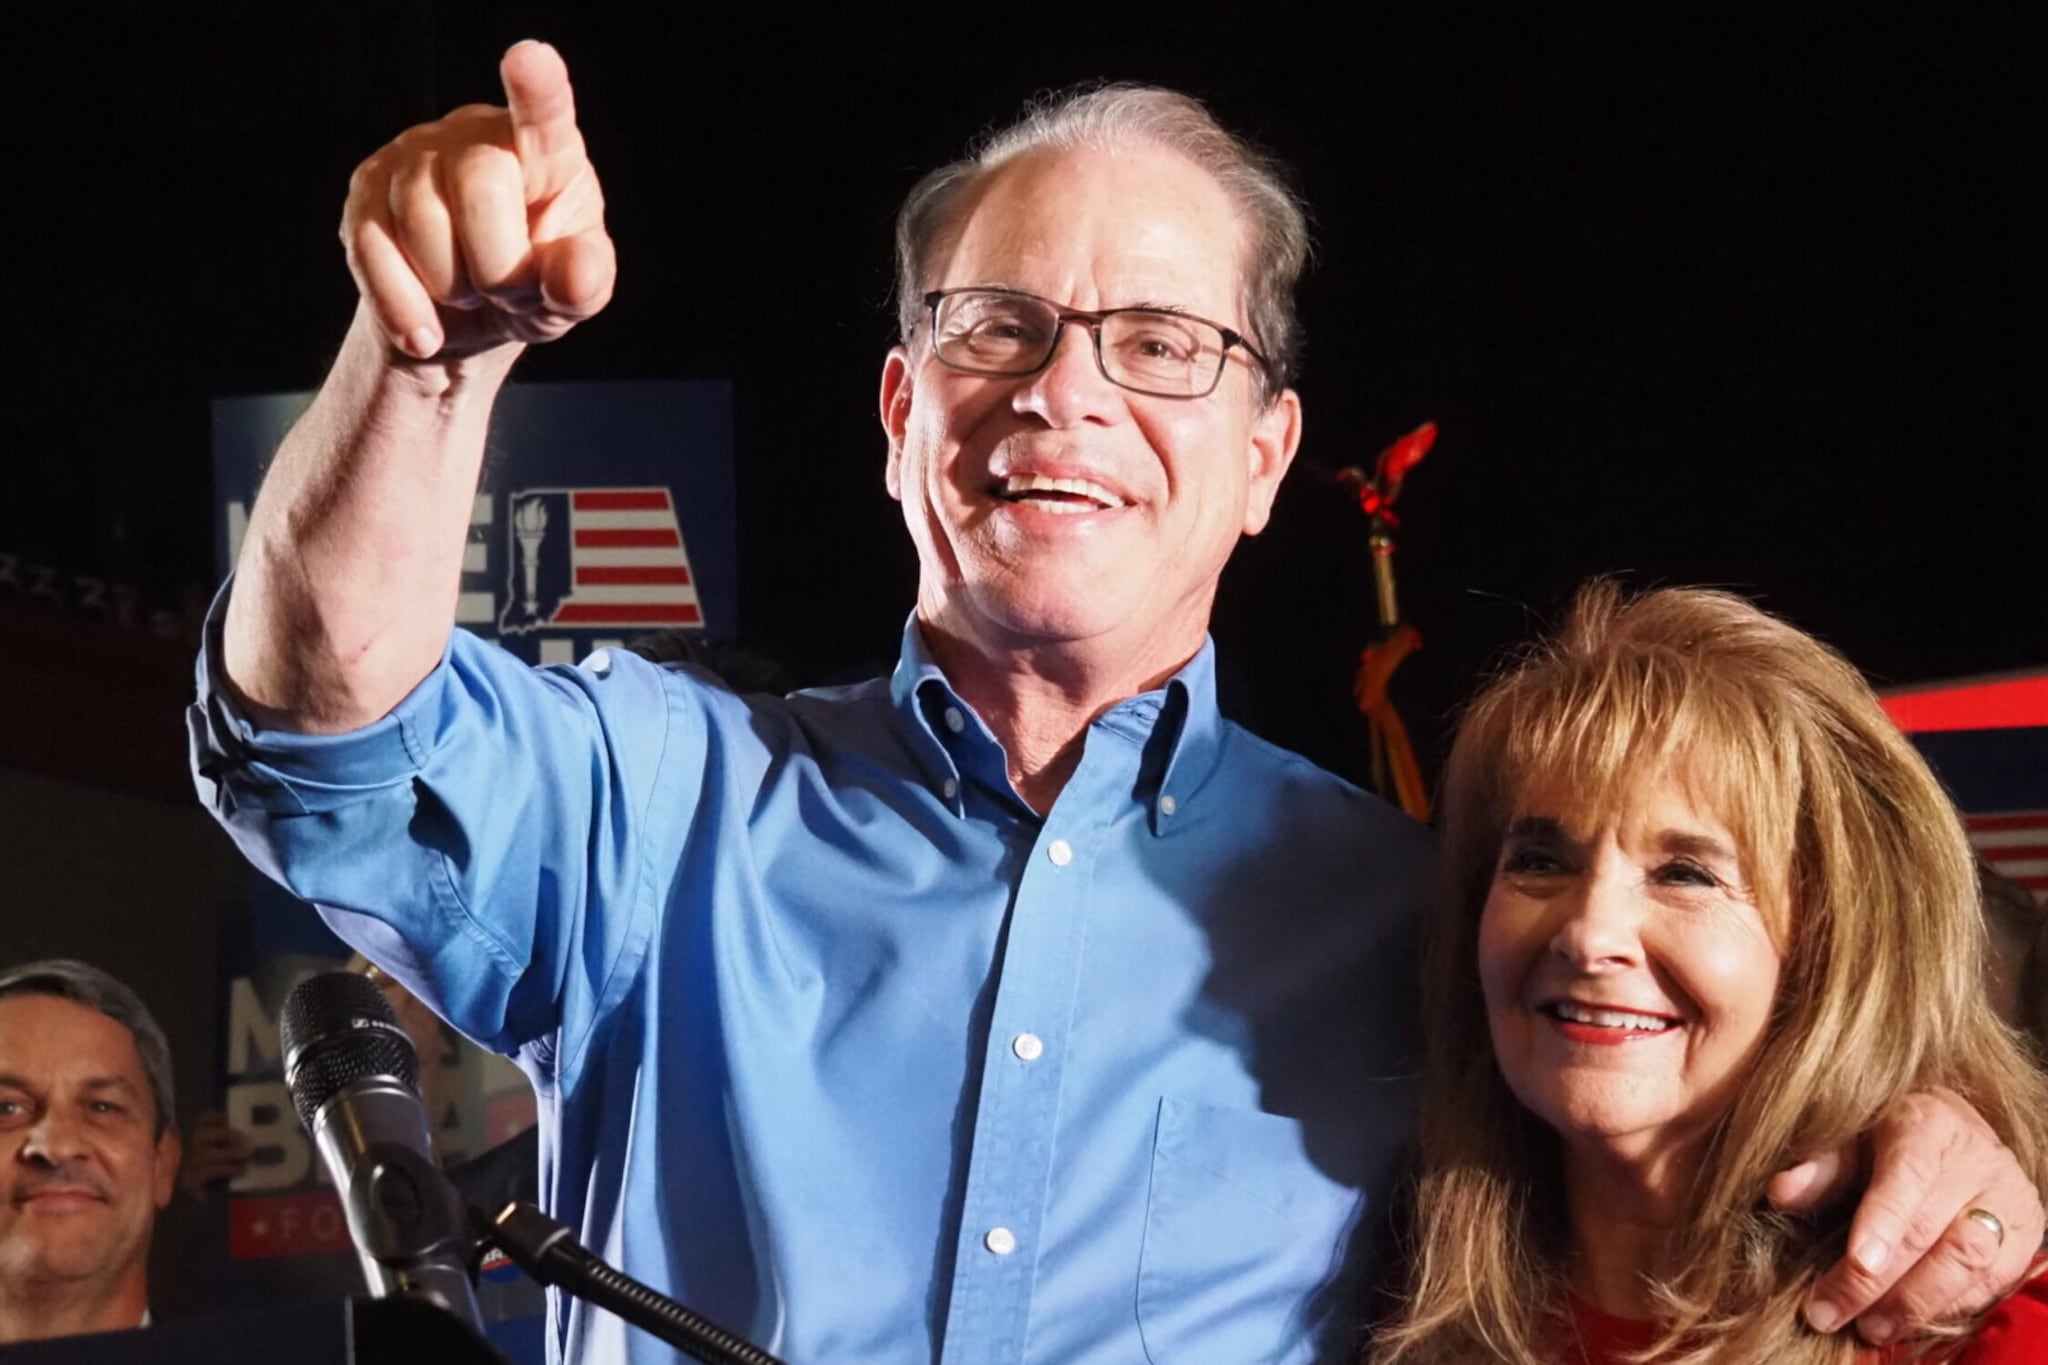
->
[[1548, 876, 1645, 972]]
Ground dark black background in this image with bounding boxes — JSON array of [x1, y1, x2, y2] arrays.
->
[[7, 3, 2041, 789]]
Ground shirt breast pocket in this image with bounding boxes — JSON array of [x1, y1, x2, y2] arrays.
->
[[1136, 1097, 1364, 1365]]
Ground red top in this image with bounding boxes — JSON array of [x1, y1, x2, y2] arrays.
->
[[1564, 1264, 2048, 1363]]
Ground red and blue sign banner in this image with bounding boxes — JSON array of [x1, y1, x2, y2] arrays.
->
[[213, 379, 734, 663], [205, 381, 731, 1361], [1884, 669, 2048, 904], [498, 486, 701, 634], [1965, 811, 2048, 902]]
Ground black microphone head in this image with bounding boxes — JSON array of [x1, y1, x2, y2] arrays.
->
[[281, 971, 422, 1131]]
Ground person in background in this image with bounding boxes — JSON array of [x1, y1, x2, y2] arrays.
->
[[0, 960, 182, 1343], [1373, 584, 2048, 1363], [1980, 862, 2048, 1057]]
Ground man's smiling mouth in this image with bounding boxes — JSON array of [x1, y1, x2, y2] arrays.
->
[[999, 473, 1128, 513], [17, 1185, 109, 1209]]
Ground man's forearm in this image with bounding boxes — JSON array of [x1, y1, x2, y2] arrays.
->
[[221, 302, 522, 733], [224, 41, 610, 733]]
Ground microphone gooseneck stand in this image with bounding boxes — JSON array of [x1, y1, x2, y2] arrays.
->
[[480, 1201, 788, 1365], [284, 971, 788, 1364]]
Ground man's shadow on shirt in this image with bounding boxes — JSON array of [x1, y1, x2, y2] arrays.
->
[[1179, 782, 1430, 1365]]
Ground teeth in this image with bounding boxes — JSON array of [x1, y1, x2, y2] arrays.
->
[[1003, 473, 1126, 510], [1552, 1002, 1675, 1032]]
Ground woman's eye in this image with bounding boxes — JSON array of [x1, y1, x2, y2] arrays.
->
[[1655, 860, 1720, 888], [1499, 846, 1566, 876]]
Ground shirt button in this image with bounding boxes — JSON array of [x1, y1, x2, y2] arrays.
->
[[984, 1227, 1017, 1256], [943, 706, 966, 734], [1012, 1032, 1044, 1062], [1159, 794, 1178, 817], [942, 777, 959, 801], [582, 648, 613, 677], [1047, 839, 1073, 867]]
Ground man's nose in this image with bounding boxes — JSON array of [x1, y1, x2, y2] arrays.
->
[[20, 1109, 88, 1167], [1013, 322, 1118, 425], [1547, 877, 1645, 972]]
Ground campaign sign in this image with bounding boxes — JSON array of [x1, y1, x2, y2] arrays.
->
[[205, 381, 730, 1360], [1884, 671, 2048, 905], [212, 379, 735, 660]]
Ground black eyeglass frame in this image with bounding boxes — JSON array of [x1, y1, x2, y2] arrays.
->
[[920, 286, 1273, 400]]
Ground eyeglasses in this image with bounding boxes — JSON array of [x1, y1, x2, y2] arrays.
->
[[921, 287, 1270, 400]]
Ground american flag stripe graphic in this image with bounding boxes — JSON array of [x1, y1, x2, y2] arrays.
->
[[1968, 810, 2048, 902], [572, 490, 672, 511], [575, 527, 682, 548], [555, 489, 701, 627], [576, 566, 691, 585]]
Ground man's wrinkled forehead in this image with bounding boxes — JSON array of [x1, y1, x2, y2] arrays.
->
[[927, 145, 1251, 314], [0, 995, 152, 1100]]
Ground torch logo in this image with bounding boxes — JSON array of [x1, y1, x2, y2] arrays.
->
[[497, 487, 702, 635]]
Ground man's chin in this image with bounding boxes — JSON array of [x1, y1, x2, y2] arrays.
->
[[4, 1210, 135, 1271], [3, 1241, 127, 1285], [961, 596, 1131, 652]]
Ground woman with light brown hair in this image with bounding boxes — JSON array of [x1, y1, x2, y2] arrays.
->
[[1373, 583, 2048, 1363]]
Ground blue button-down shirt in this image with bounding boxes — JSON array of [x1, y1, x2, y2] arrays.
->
[[191, 604, 1432, 1365]]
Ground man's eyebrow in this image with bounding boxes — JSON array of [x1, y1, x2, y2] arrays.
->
[[954, 286, 1203, 317], [0, 1074, 140, 1096]]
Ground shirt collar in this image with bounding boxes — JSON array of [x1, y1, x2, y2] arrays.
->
[[888, 615, 1225, 827], [890, 618, 993, 815]]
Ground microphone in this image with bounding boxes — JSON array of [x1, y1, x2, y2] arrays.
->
[[281, 970, 486, 1333]]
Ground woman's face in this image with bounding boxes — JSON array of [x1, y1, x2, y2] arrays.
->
[[1478, 772, 1784, 1172]]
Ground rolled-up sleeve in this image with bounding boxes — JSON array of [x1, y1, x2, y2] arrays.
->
[[188, 583, 685, 1063]]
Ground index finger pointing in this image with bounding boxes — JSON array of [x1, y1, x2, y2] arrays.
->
[[499, 40, 582, 163]]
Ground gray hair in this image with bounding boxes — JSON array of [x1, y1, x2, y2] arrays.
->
[[893, 82, 1311, 400], [0, 959, 176, 1137]]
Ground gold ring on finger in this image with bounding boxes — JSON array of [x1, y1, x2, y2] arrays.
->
[[1962, 1207, 2006, 1247]]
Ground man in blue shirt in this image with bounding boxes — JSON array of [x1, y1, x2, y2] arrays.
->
[[191, 40, 2046, 1365]]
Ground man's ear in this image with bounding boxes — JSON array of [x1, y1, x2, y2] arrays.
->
[[1241, 387, 1304, 537], [153, 1126, 182, 1211], [880, 346, 915, 503]]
